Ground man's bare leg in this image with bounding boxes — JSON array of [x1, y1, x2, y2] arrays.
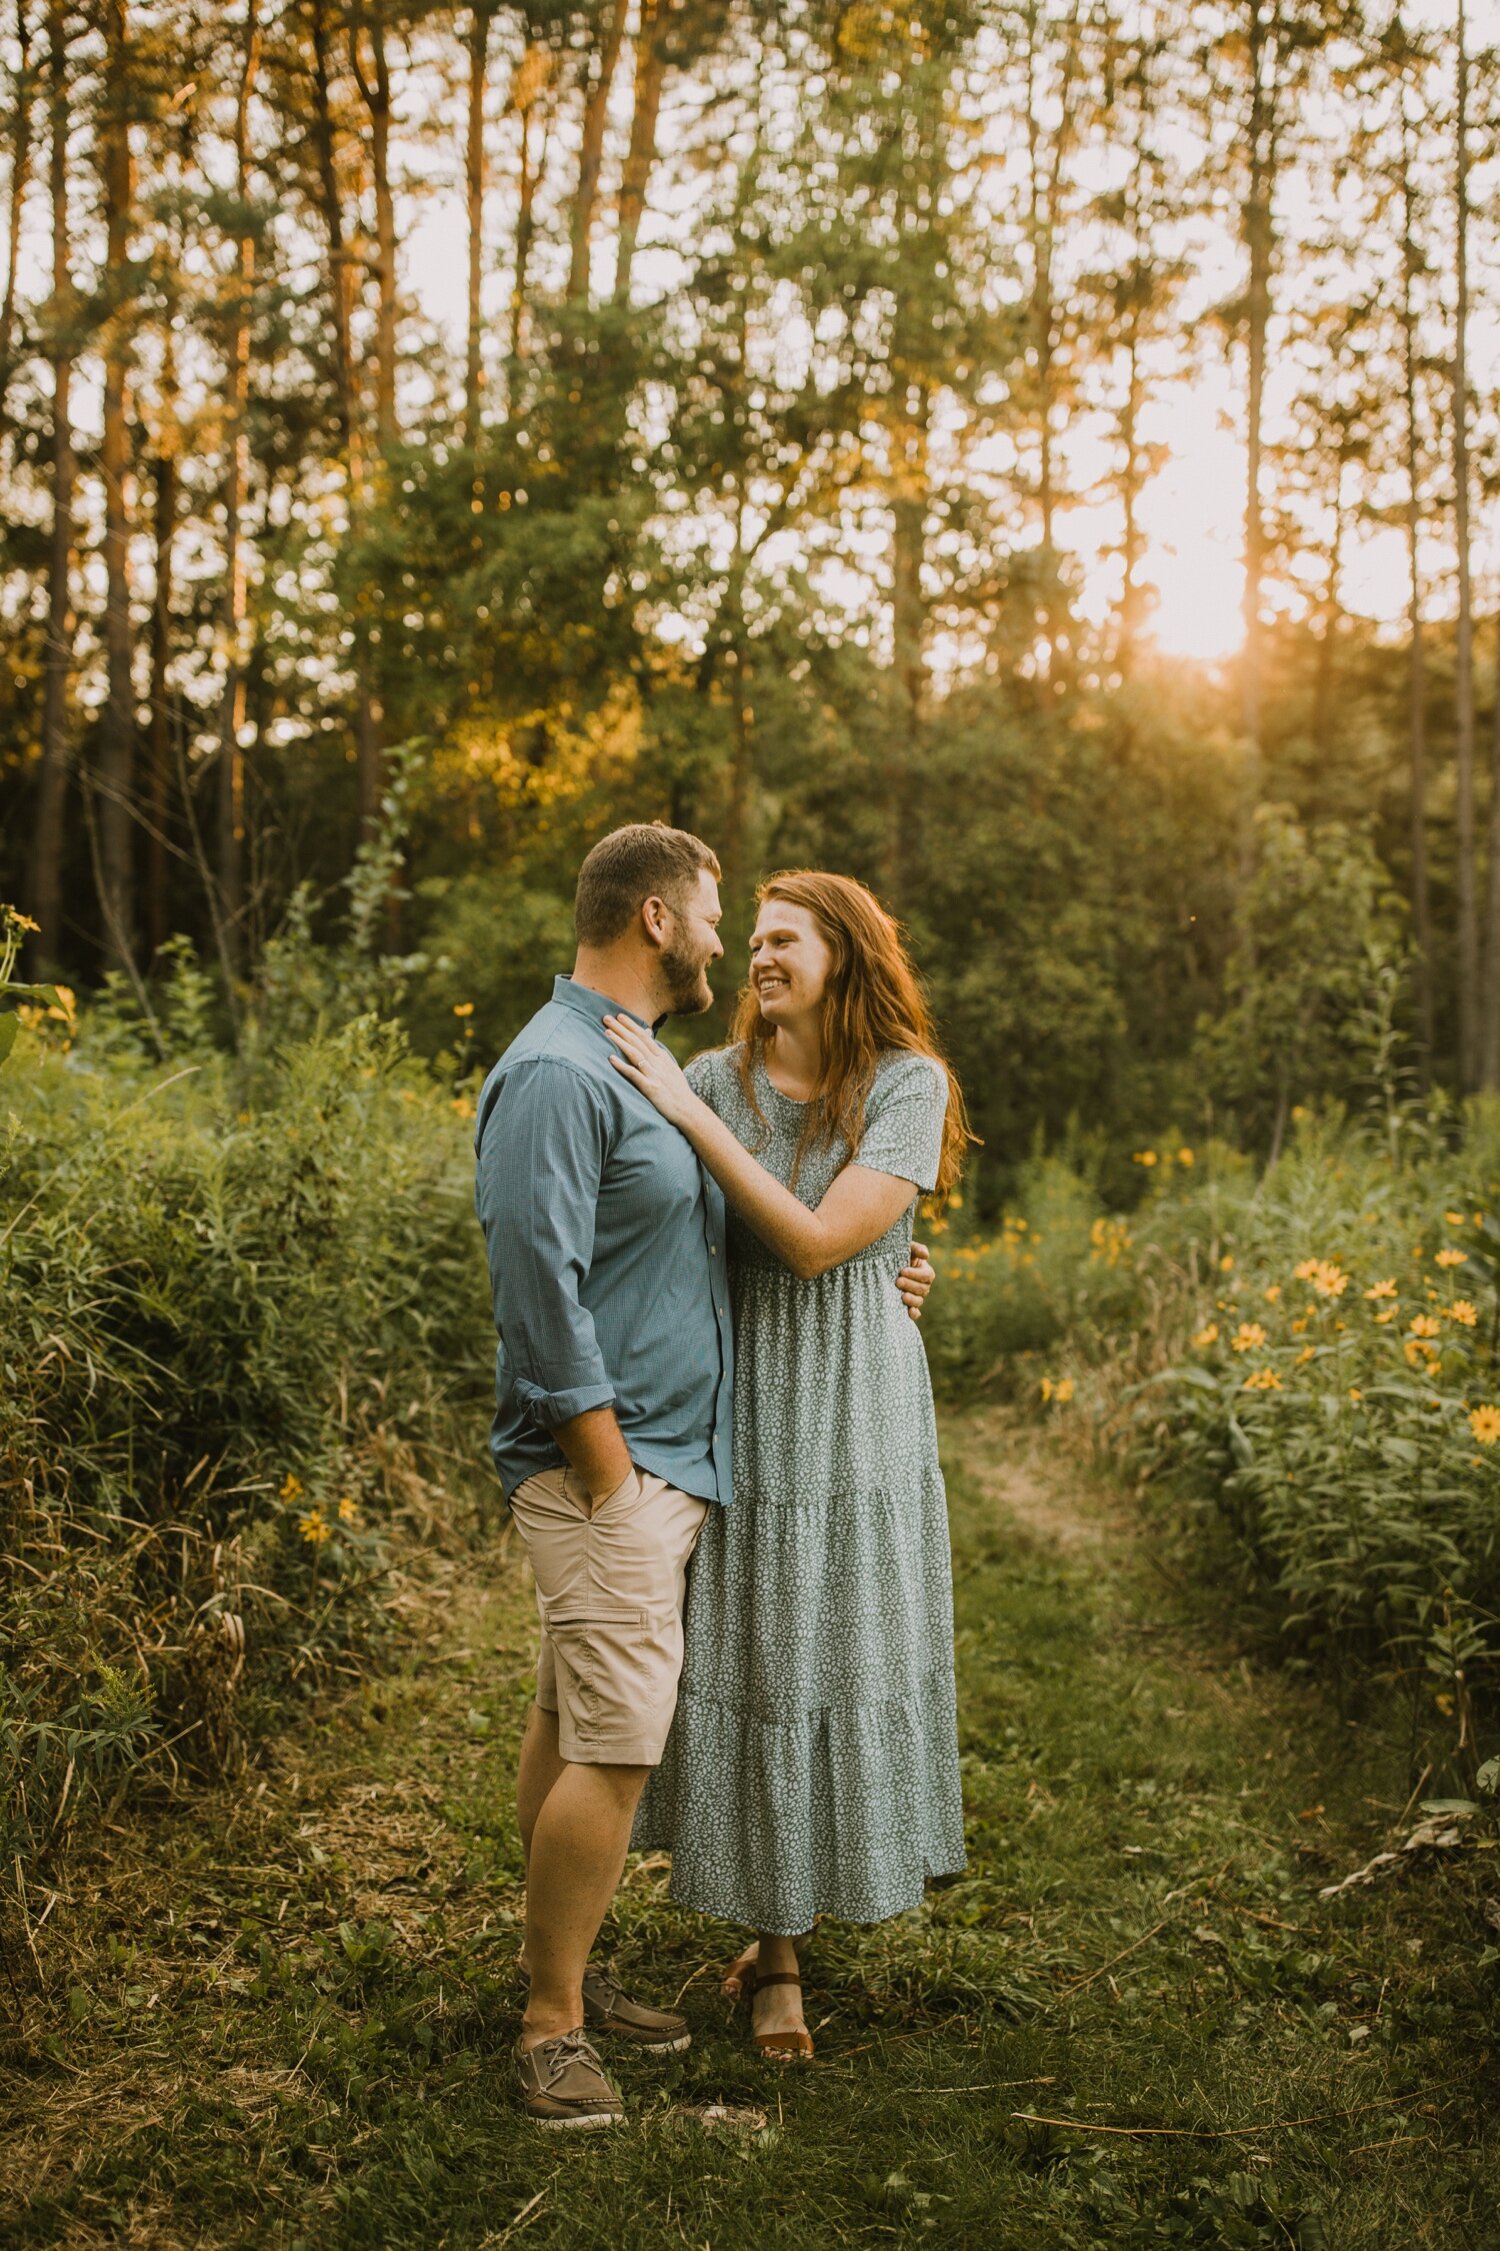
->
[[519, 1757, 650, 2051], [516, 1703, 567, 1871]]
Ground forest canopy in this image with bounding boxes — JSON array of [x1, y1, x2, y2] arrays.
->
[[0, 0, 1496, 1179]]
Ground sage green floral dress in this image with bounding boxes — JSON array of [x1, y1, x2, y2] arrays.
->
[[633, 1046, 966, 1933]]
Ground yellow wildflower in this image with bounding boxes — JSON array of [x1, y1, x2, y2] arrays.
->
[[1435, 1248, 1467, 1269], [279, 1473, 304, 1503], [1178, 1148, 1195, 1167], [1445, 1211, 1466, 1226], [453, 1001, 476, 1018], [1447, 1300, 1479, 1328], [1363, 1279, 1397, 1300], [1408, 1314, 1442, 1338], [1133, 1150, 1158, 1167], [1310, 1262, 1349, 1299], [1039, 1377, 1053, 1403], [1295, 1344, 1316, 1366], [337, 1496, 359, 1523], [1220, 1254, 1235, 1273], [1242, 1367, 1282, 1392], [1291, 1316, 1309, 1335], [1053, 1377, 1075, 1403], [1375, 1307, 1398, 1325], [1192, 1322, 1220, 1349], [1469, 1405, 1500, 1445], [1348, 1387, 1363, 1403], [1231, 1322, 1267, 1353], [1263, 1283, 1282, 1304], [1294, 1258, 1320, 1282], [299, 1510, 332, 1546], [1404, 1338, 1440, 1368]]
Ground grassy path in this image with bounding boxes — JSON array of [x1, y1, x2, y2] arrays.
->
[[4, 1411, 1495, 2250]]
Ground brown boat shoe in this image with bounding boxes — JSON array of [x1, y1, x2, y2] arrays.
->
[[515, 2028, 624, 2130], [517, 1962, 692, 2053]]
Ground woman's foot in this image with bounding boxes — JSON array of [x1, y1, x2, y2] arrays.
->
[[726, 1936, 813, 2058]]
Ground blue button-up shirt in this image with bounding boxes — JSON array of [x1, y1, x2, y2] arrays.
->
[[474, 976, 733, 1506]]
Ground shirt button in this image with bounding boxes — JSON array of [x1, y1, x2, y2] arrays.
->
[[709, 1246, 718, 1256]]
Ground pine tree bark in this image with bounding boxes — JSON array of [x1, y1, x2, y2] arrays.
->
[[1399, 90, 1432, 1069], [1481, 617, 1500, 1088], [0, 0, 35, 446], [568, 0, 626, 303], [96, 0, 138, 971], [350, 11, 396, 448], [217, 0, 259, 963], [146, 440, 176, 961], [1453, 0, 1478, 1086], [1240, 0, 1275, 761], [505, 47, 549, 387], [613, 0, 673, 306], [463, 2, 488, 444], [309, 0, 382, 830], [29, 0, 73, 968]]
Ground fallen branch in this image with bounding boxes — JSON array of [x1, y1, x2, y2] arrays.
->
[[1011, 2086, 1442, 2142]]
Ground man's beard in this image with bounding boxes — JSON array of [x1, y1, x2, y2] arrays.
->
[[660, 929, 715, 1017]]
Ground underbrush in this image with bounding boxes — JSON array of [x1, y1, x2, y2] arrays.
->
[[924, 1110, 1500, 1758], [0, 984, 490, 1915]]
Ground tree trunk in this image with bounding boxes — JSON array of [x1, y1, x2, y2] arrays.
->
[[463, 2, 488, 444], [351, 12, 396, 448], [1311, 463, 1344, 758], [1240, 0, 1274, 761], [505, 57, 547, 387], [568, 0, 626, 303], [96, 0, 138, 972], [217, 0, 258, 966], [1453, 0, 1478, 1086], [310, 0, 382, 830], [0, 0, 35, 446], [1481, 614, 1500, 1089], [613, 0, 672, 306], [28, 0, 73, 970], [146, 441, 176, 961], [1399, 109, 1432, 1071]]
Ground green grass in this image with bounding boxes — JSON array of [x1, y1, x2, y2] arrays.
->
[[3, 1409, 1496, 2250]]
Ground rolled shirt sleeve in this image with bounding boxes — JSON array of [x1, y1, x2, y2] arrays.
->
[[475, 1057, 618, 1428]]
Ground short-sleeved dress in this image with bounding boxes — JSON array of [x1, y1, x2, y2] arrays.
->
[[632, 1045, 967, 1934]]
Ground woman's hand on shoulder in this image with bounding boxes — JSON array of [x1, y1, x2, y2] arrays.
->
[[898, 1239, 935, 1322], [604, 1014, 707, 1131]]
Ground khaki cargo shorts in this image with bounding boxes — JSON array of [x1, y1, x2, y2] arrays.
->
[[508, 1464, 709, 1767]]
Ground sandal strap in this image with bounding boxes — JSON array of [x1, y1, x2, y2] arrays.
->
[[748, 1970, 802, 1990]]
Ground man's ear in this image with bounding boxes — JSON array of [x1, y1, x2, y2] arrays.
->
[[640, 894, 671, 951]]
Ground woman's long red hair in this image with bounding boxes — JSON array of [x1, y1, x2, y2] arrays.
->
[[728, 870, 973, 1199]]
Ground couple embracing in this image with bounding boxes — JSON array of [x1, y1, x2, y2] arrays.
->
[[474, 823, 971, 2128]]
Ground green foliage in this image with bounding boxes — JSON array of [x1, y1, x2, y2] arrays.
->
[[0, 986, 490, 1886], [1190, 808, 1407, 1156], [928, 1105, 1500, 1754]]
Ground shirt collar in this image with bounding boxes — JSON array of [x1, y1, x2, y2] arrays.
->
[[552, 974, 656, 1034]]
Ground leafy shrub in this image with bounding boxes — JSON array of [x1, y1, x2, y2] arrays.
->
[[0, 994, 490, 1892], [927, 1107, 1500, 1754]]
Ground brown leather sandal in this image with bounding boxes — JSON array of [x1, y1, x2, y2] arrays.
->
[[740, 1966, 814, 2061]]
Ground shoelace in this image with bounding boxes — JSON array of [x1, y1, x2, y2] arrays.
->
[[538, 2028, 602, 2090], [583, 1967, 624, 2010]]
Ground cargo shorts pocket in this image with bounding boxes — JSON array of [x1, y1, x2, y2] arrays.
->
[[543, 1604, 651, 1732]]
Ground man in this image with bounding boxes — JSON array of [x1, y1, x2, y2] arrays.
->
[[474, 822, 731, 2129], [475, 821, 934, 2128]]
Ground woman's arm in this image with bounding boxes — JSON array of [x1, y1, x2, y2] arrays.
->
[[605, 1017, 917, 1281]]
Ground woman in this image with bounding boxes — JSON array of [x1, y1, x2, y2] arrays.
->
[[603, 869, 970, 2060]]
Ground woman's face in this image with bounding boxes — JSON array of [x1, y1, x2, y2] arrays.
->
[[748, 899, 835, 1026]]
